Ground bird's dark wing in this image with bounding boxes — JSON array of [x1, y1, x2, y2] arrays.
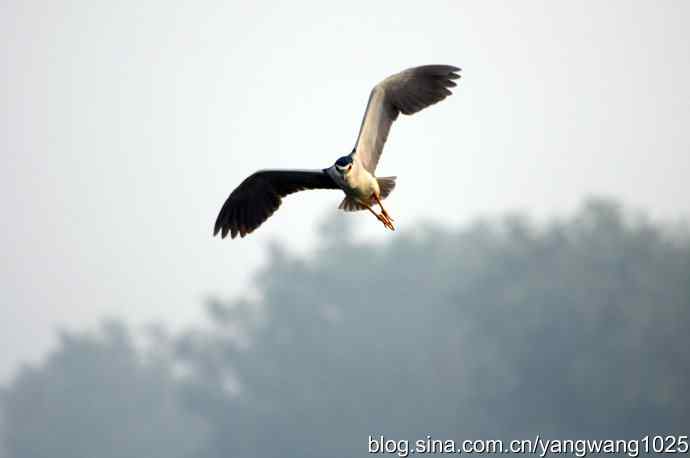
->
[[214, 169, 339, 239], [352, 65, 461, 173]]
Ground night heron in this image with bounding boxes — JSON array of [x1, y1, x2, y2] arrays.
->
[[213, 64, 461, 239]]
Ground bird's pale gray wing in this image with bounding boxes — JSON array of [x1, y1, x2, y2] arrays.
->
[[214, 169, 339, 239], [352, 65, 461, 173]]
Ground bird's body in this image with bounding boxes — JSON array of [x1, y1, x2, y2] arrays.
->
[[214, 64, 461, 239], [327, 157, 380, 204]]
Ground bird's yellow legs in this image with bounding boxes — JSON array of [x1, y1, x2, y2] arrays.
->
[[362, 194, 395, 231], [373, 194, 394, 227]]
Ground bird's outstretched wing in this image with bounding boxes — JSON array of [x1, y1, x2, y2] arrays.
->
[[214, 169, 339, 239], [352, 65, 461, 173]]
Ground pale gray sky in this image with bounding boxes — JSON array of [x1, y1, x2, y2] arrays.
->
[[2, 0, 689, 381]]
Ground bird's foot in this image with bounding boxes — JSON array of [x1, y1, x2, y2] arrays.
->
[[378, 212, 395, 231], [381, 208, 394, 222]]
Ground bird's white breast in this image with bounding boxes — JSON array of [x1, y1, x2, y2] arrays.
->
[[345, 160, 379, 200]]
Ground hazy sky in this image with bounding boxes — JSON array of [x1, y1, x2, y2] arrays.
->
[[2, 0, 689, 381]]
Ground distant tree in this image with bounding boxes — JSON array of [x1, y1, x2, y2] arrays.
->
[[1, 321, 207, 458], [175, 198, 690, 457], [2, 199, 688, 458], [0, 409, 7, 458]]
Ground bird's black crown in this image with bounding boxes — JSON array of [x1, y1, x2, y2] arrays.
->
[[335, 156, 353, 167]]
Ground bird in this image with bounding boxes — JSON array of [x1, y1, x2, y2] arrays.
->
[[213, 64, 461, 239]]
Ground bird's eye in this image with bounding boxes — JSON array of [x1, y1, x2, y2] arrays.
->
[[347, 164, 352, 171]]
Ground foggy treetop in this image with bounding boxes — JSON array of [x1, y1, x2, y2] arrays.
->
[[1, 198, 689, 458]]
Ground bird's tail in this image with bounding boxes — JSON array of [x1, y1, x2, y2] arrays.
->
[[377, 176, 397, 199], [337, 177, 397, 212]]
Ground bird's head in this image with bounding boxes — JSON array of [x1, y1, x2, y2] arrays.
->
[[334, 156, 353, 175]]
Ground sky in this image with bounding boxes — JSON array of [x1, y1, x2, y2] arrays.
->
[[2, 0, 689, 382]]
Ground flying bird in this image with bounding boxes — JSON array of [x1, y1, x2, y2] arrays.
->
[[214, 64, 461, 239]]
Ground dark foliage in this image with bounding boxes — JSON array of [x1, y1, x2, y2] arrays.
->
[[2, 199, 689, 458]]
